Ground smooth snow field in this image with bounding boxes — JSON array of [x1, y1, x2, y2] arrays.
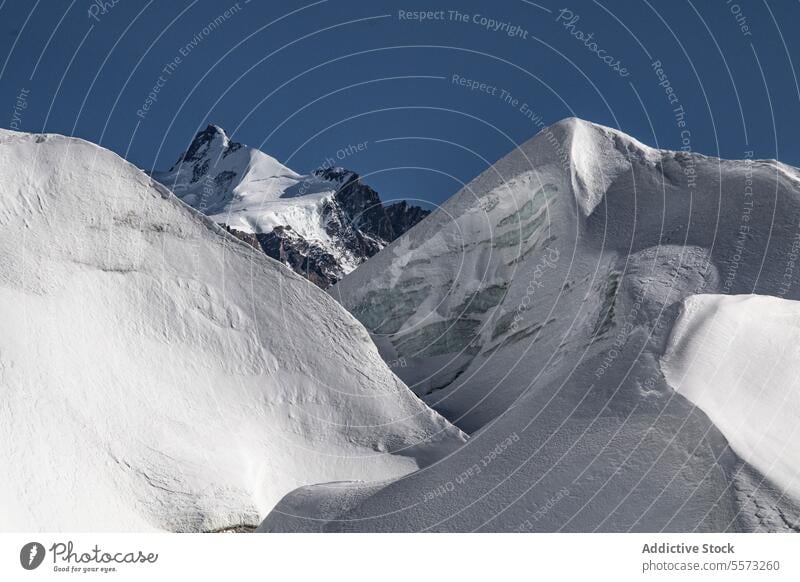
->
[[663, 294, 800, 503], [0, 129, 464, 531]]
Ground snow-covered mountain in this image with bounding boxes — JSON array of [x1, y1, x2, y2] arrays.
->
[[153, 125, 429, 287], [0, 128, 464, 532], [264, 118, 800, 532]]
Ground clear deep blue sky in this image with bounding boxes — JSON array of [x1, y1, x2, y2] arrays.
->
[[1, 0, 798, 206]]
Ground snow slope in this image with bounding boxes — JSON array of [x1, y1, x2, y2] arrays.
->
[[331, 117, 800, 432], [265, 118, 800, 532], [663, 294, 800, 503], [153, 125, 428, 287], [152, 125, 341, 245], [0, 128, 464, 532]]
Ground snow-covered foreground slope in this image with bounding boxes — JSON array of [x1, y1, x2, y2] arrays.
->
[[0, 128, 464, 532], [663, 294, 800, 503], [153, 125, 428, 287], [264, 118, 800, 531]]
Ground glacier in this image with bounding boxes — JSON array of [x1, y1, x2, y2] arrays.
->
[[264, 118, 800, 532]]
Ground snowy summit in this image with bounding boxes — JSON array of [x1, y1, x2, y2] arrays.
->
[[153, 125, 429, 287], [269, 118, 800, 532]]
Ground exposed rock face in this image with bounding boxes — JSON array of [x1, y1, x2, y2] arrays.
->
[[257, 226, 343, 289], [153, 125, 429, 287]]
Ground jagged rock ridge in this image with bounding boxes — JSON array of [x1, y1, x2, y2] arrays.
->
[[153, 125, 429, 287]]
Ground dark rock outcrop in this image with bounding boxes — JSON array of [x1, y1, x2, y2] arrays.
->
[[156, 125, 430, 288]]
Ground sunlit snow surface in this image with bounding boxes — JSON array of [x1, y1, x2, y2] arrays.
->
[[0, 129, 464, 532], [152, 125, 363, 274], [663, 294, 800, 502], [266, 118, 800, 532]]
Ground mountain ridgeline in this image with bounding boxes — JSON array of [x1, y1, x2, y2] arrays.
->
[[153, 125, 429, 287], [0, 127, 463, 532], [5, 118, 800, 533], [268, 118, 800, 532]]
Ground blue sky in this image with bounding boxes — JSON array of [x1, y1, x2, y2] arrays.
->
[[1, 0, 797, 205]]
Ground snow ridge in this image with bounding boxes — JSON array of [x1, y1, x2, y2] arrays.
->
[[0, 128, 464, 532], [271, 117, 800, 532]]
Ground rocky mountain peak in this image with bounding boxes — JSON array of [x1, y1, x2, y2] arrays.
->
[[171, 124, 243, 171], [313, 166, 357, 185], [154, 125, 430, 287]]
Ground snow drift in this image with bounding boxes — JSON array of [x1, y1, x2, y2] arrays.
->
[[266, 118, 800, 532], [663, 294, 800, 503], [0, 128, 464, 532]]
